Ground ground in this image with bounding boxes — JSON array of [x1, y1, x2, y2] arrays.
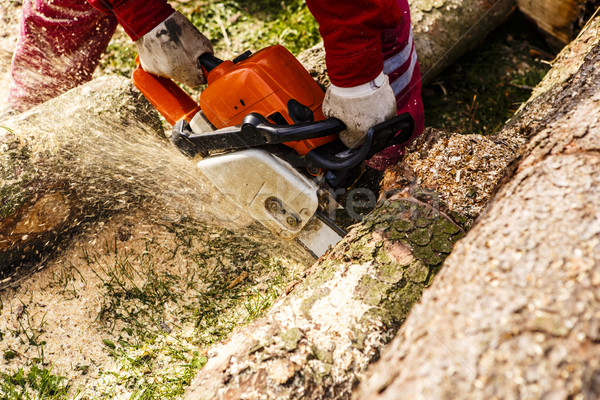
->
[[0, 0, 555, 398]]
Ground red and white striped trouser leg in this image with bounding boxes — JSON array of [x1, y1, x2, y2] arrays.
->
[[8, 0, 118, 112], [366, 1, 424, 171]]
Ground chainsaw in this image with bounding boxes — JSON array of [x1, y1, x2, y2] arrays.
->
[[132, 45, 413, 257]]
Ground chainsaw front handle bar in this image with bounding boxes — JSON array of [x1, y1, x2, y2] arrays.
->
[[171, 112, 414, 171], [172, 113, 344, 156]]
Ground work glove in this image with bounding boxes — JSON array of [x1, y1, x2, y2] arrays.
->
[[322, 72, 397, 149], [136, 11, 213, 87]]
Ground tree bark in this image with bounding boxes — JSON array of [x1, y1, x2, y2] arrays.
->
[[298, 0, 517, 87], [184, 186, 466, 400], [517, 0, 600, 47], [411, 0, 516, 84], [184, 11, 600, 400], [355, 15, 600, 400]]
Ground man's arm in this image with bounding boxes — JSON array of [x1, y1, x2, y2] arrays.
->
[[305, 0, 423, 164], [7, 0, 119, 112], [304, 0, 404, 87], [87, 0, 174, 41], [88, 0, 213, 87]]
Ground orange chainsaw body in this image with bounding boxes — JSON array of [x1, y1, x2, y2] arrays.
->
[[132, 45, 336, 156]]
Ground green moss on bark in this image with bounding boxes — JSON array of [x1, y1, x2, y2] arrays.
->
[[347, 199, 465, 330], [300, 287, 331, 320], [279, 328, 304, 351]]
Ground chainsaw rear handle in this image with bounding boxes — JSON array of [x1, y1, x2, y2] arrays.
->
[[172, 112, 414, 171], [305, 112, 414, 170], [198, 53, 223, 73]]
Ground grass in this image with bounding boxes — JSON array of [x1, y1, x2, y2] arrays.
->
[[422, 12, 554, 135], [2, 215, 304, 399], [99, 0, 320, 79], [0, 307, 70, 400], [187, 0, 320, 56], [0, 365, 69, 400], [87, 222, 295, 342], [47, 219, 304, 399]]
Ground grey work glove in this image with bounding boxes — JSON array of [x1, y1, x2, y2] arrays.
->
[[323, 72, 397, 149], [136, 11, 213, 87]]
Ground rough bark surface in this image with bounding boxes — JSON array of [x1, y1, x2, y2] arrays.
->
[[297, 0, 516, 86], [517, 0, 600, 47], [355, 16, 600, 400], [185, 189, 465, 400], [392, 4, 600, 226]]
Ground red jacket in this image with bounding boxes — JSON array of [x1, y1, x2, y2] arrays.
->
[[87, 0, 405, 87]]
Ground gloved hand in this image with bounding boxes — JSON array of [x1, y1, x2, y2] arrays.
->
[[323, 72, 397, 149], [136, 11, 213, 87]]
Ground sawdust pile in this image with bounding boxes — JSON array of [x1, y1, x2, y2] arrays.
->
[[402, 128, 523, 221], [0, 208, 311, 396]]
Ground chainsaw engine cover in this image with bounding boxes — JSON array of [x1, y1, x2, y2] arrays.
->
[[199, 45, 336, 155], [196, 149, 320, 239]]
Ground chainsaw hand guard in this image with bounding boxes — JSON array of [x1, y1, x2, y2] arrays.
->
[[171, 113, 344, 155]]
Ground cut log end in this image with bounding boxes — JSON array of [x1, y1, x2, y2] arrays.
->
[[517, 0, 600, 47]]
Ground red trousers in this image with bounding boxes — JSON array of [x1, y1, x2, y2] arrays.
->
[[8, 0, 117, 112], [366, 1, 424, 170]]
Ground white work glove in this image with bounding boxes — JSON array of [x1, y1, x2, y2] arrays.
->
[[323, 71, 397, 149], [136, 11, 213, 87]]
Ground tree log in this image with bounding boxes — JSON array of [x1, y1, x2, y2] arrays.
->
[[184, 10, 600, 400], [517, 0, 600, 47], [0, 76, 255, 282], [298, 0, 516, 87], [184, 187, 466, 400], [411, 0, 516, 83], [355, 15, 600, 400]]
